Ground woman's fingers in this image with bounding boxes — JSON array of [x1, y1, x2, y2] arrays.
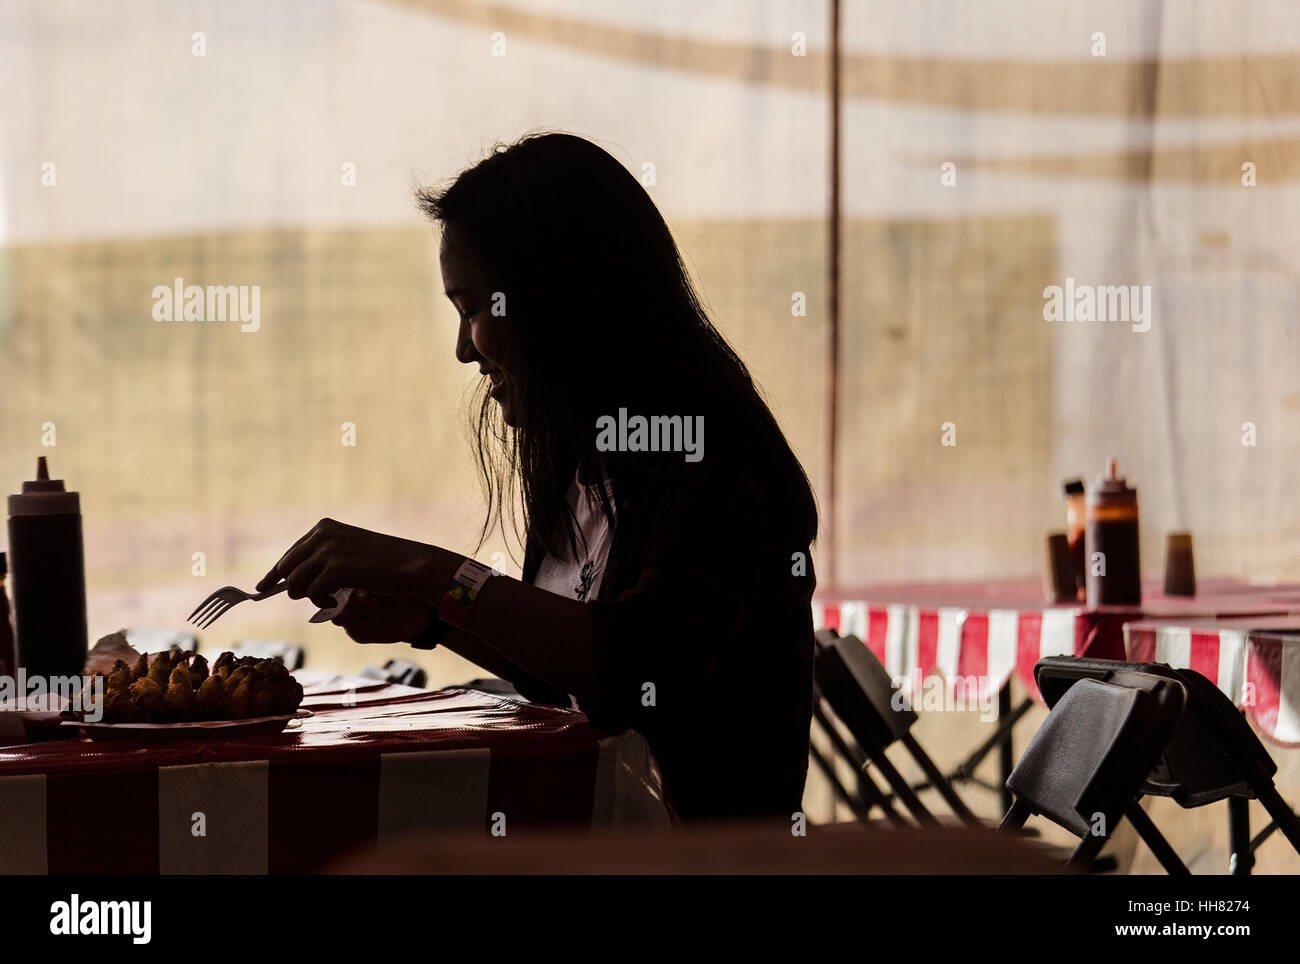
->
[[257, 520, 329, 591], [283, 553, 328, 599], [330, 590, 379, 627], [302, 564, 348, 602]]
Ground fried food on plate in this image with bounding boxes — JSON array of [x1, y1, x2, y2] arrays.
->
[[79, 633, 304, 724], [129, 677, 165, 722], [196, 674, 227, 719], [163, 665, 199, 721]]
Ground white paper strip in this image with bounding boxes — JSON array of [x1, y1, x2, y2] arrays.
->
[[1154, 627, 1192, 669], [158, 760, 269, 874], [935, 607, 965, 681], [987, 609, 1019, 689], [1217, 630, 1248, 702], [377, 748, 491, 841], [591, 732, 673, 832], [1040, 607, 1078, 659], [839, 601, 869, 641], [0, 774, 46, 873], [884, 603, 910, 678], [1274, 643, 1300, 744]]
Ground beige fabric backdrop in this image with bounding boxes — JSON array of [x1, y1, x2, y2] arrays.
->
[[3, 2, 1300, 855]]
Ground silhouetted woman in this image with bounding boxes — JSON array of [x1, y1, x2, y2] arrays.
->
[[259, 132, 819, 820]]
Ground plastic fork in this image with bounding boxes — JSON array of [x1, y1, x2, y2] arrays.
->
[[187, 582, 290, 629]]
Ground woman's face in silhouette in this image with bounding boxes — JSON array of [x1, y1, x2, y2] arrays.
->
[[440, 233, 520, 426]]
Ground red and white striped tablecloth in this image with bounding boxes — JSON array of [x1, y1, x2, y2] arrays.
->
[[814, 579, 1300, 708], [0, 672, 670, 873], [1124, 616, 1300, 747]]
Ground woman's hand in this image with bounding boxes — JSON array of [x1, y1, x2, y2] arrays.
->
[[327, 590, 434, 645], [256, 518, 438, 604]]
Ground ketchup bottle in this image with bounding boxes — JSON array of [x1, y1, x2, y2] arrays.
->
[[1084, 458, 1142, 607], [6, 457, 89, 678]]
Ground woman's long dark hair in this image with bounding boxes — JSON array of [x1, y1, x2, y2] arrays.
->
[[417, 131, 817, 562]]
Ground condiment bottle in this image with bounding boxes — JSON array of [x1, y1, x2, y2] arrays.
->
[[1062, 479, 1086, 596], [0, 552, 15, 679], [1085, 458, 1141, 607], [6, 457, 89, 678]]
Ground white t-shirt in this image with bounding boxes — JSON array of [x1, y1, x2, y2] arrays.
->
[[532, 475, 615, 603]]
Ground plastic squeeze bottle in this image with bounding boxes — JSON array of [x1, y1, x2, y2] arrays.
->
[[1084, 458, 1141, 607], [6, 457, 89, 678]]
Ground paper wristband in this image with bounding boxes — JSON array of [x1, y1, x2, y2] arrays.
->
[[438, 558, 496, 627]]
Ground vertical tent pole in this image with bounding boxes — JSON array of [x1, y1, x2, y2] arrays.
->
[[826, 0, 842, 590]]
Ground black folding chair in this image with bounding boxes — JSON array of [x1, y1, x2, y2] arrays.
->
[[997, 671, 1188, 872], [359, 658, 428, 688], [229, 639, 305, 669], [1036, 655, 1300, 874], [812, 629, 981, 827]]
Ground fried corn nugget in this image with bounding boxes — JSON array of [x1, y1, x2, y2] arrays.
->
[[147, 652, 172, 689], [162, 664, 199, 721], [106, 661, 132, 696], [188, 653, 209, 686], [226, 674, 253, 719], [248, 671, 272, 718], [196, 674, 227, 719], [264, 669, 302, 714], [98, 662, 136, 723], [213, 651, 236, 679], [105, 687, 144, 723], [129, 677, 165, 722]]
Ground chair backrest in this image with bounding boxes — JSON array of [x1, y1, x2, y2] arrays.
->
[[813, 631, 915, 750], [1035, 656, 1275, 806], [1006, 673, 1185, 839]]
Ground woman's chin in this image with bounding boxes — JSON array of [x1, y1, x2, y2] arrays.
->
[[494, 395, 519, 427]]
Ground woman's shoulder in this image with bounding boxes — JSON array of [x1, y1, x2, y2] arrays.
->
[[619, 445, 814, 547]]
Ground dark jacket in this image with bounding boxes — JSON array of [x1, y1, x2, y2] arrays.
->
[[423, 465, 816, 821]]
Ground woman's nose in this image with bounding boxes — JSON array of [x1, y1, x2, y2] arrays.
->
[[454, 317, 477, 365]]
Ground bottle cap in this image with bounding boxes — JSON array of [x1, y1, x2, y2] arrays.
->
[[8, 457, 81, 517], [1088, 457, 1137, 505], [1063, 478, 1085, 496], [0, 551, 6, 578]]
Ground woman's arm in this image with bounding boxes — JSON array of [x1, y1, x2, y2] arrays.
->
[[257, 519, 599, 703], [412, 545, 600, 705]]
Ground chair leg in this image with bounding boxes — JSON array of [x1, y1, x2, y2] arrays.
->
[[998, 688, 1015, 815], [1255, 785, 1300, 856], [1125, 801, 1190, 875], [1227, 796, 1253, 875], [809, 742, 873, 822], [1066, 829, 1109, 871], [866, 749, 938, 826], [997, 798, 1033, 833], [947, 695, 1033, 785], [900, 731, 981, 827], [812, 704, 907, 825]]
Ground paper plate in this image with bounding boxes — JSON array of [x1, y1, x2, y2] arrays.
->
[[65, 709, 312, 741], [0, 694, 70, 740]]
